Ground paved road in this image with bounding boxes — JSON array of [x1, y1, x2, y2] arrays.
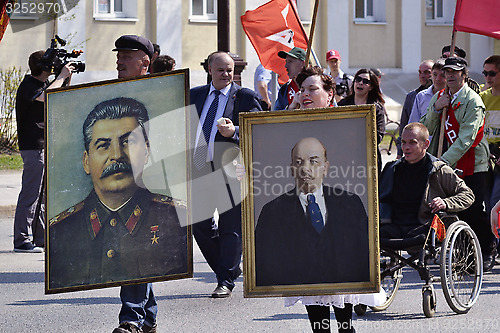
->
[[1, 210, 500, 332]]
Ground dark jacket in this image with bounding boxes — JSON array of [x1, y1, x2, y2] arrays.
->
[[255, 186, 370, 286], [48, 188, 188, 290], [379, 153, 474, 225], [189, 82, 262, 170]]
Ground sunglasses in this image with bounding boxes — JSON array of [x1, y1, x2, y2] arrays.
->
[[482, 70, 499, 77], [354, 77, 371, 85]]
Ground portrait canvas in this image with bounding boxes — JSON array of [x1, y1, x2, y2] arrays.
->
[[45, 70, 193, 294], [240, 105, 380, 297]]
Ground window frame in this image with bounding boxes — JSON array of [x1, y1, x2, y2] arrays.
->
[[425, 0, 455, 25], [353, 0, 386, 24], [93, 0, 137, 21], [189, 0, 217, 22]]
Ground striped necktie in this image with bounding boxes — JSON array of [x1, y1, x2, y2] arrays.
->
[[194, 90, 221, 170]]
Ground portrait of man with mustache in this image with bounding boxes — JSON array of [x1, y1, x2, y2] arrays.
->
[[48, 97, 188, 290]]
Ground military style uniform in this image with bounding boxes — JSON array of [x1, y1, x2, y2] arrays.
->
[[48, 188, 188, 290]]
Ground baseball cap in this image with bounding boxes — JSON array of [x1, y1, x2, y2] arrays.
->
[[113, 35, 154, 59], [278, 47, 306, 62], [326, 49, 341, 61], [442, 57, 468, 71]]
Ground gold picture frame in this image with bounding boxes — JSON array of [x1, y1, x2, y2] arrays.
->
[[45, 70, 193, 294], [240, 105, 380, 297]]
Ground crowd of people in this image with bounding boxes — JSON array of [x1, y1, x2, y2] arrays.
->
[[14, 35, 500, 333]]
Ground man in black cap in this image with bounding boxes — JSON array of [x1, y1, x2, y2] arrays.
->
[[441, 45, 467, 59], [421, 56, 497, 271], [113, 35, 154, 79], [274, 47, 306, 110], [111, 35, 158, 333]]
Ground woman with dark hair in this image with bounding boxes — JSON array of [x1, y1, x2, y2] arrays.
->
[[288, 66, 336, 110], [338, 68, 386, 172], [282, 66, 385, 333]]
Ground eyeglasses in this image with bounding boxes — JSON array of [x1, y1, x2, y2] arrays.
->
[[354, 77, 371, 85], [482, 70, 500, 77]]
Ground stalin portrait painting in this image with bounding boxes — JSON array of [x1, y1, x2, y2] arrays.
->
[[47, 97, 189, 291]]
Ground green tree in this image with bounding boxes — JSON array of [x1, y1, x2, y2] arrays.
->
[[0, 67, 25, 151]]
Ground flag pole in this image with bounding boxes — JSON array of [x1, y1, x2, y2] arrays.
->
[[305, 0, 320, 66], [437, 29, 457, 157]]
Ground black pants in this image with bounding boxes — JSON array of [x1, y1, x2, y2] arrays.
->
[[306, 304, 354, 333], [458, 172, 497, 257]]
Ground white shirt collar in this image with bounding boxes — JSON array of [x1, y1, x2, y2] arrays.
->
[[209, 82, 231, 97]]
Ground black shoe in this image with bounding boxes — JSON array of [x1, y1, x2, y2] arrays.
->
[[211, 285, 232, 298], [483, 252, 497, 272], [112, 322, 142, 333], [143, 324, 156, 333], [14, 242, 43, 253]]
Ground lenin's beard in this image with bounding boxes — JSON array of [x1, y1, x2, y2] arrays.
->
[[100, 161, 133, 179]]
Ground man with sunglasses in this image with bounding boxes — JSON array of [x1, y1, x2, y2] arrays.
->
[[397, 60, 434, 158], [480, 56, 500, 215], [421, 56, 496, 272]]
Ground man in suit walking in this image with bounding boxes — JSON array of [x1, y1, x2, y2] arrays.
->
[[190, 51, 262, 298]]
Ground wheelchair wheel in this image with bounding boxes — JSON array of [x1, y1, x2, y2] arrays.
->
[[354, 304, 367, 316], [370, 252, 402, 312], [422, 287, 436, 318], [440, 221, 483, 314]]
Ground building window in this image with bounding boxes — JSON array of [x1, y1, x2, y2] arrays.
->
[[354, 0, 385, 23], [294, 0, 311, 23], [94, 0, 136, 20], [97, 0, 122, 14], [190, 0, 217, 21], [425, 0, 455, 24]]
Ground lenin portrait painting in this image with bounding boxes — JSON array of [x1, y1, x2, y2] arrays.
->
[[255, 137, 370, 287], [45, 73, 191, 293], [240, 106, 379, 297]]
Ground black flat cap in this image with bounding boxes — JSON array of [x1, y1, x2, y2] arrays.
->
[[113, 35, 154, 59], [442, 57, 468, 71]]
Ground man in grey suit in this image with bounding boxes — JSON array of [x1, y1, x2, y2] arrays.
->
[[189, 51, 262, 298]]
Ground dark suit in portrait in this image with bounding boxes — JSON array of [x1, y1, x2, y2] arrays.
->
[[190, 79, 261, 295], [48, 188, 188, 289], [255, 185, 370, 286]]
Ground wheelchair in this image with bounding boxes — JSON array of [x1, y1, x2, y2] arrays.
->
[[354, 214, 483, 318]]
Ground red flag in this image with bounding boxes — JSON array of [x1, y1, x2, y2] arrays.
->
[[453, 0, 500, 39], [241, 0, 308, 84], [0, 0, 13, 43], [430, 214, 446, 242]]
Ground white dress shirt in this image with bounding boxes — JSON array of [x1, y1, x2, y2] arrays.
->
[[194, 83, 231, 162]]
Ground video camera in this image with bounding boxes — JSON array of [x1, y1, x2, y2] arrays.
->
[[40, 35, 85, 77], [335, 81, 349, 97], [335, 73, 352, 97]]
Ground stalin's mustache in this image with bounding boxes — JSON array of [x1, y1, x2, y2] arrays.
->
[[100, 161, 133, 179]]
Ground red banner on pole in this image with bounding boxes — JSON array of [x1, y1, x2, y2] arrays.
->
[[0, 0, 13, 43], [453, 0, 500, 39], [241, 0, 308, 84]]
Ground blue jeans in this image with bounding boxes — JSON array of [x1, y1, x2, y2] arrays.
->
[[119, 283, 156, 328]]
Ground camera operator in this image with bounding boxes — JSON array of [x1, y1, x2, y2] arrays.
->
[[325, 49, 353, 103], [13, 50, 74, 253]]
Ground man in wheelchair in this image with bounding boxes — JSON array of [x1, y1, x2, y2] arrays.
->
[[379, 122, 474, 245], [365, 122, 483, 317]]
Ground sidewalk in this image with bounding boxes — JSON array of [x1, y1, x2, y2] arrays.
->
[[0, 169, 21, 216]]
